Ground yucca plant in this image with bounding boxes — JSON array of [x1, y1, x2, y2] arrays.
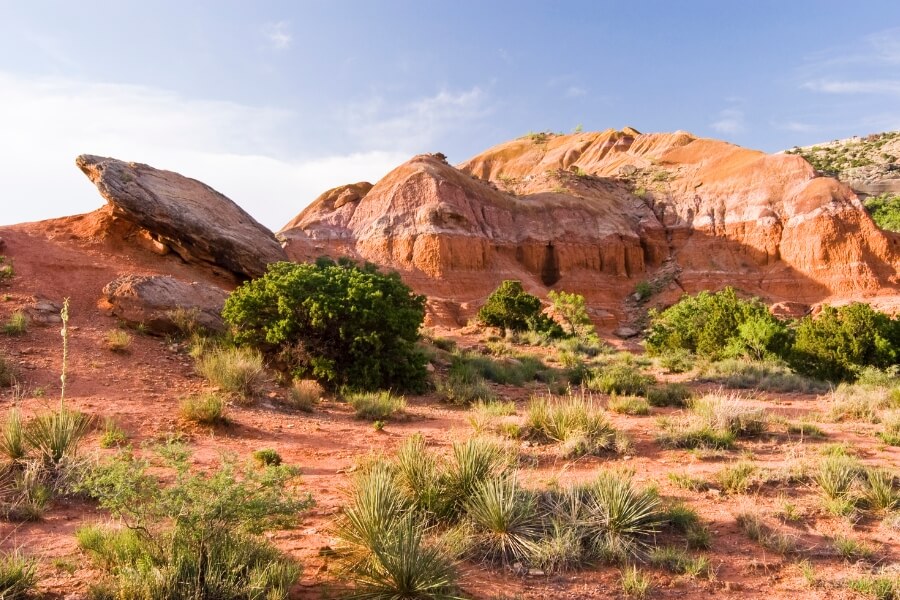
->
[[814, 455, 861, 500], [0, 551, 38, 599], [393, 435, 448, 521], [339, 514, 461, 600], [582, 471, 663, 562], [442, 438, 508, 517], [863, 468, 898, 512], [24, 407, 91, 466], [0, 408, 27, 461], [463, 476, 542, 566]]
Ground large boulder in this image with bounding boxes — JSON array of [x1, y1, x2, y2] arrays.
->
[[76, 155, 287, 279], [100, 274, 229, 334]]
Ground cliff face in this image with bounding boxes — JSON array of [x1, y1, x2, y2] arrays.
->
[[281, 130, 900, 327]]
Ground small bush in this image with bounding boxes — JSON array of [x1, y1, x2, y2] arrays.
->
[[735, 511, 795, 554], [525, 393, 616, 457], [99, 418, 127, 449], [253, 448, 283, 467], [0, 551, 38, 599], [656, 417, 736, 450], [24, 407, 92, 466], [830, 383, 899, 422], [288, 379, 322, 412], [691, 393, 767, 437], [700, 359, 829, 393], [648, 546, 709, 577], [786, 422, 825, 438], [438, 360, 494, 405], [657, 348, 695, 374], [472, 400, 516, 417], [224, 259, 428, 392], [347, 391, 406, 421], [865, 192, 900, 232], [104, 329, 131, 353], [0, 257, 13, 282], [646, 383, 692, 407], [620, 565, 651, 598], [863, 467, 898, 512], [608, 396, 650, 416], [2, 312, 27, 336], [0, 409, 27, 461], [879, 412, 900, 445], [547, 290, 596, 341], [179, 392, 227, 425], [715, 461, 756, 494], [814, 454, 861, 501], [478, 280, 562, 336], [587, 362, 655, 396], [196, 346, 265, 400]]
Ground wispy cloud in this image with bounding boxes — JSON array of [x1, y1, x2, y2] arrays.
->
[[565, 86, 587, 98], [802, 78, 900, 96], [0, 71, 406, 229], [262, 21, 292, 50], [777, 120, 819, 133], [710, 107, 745, 134], [343, 87, 492, 151]]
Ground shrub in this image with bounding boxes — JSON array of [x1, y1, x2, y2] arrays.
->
[[646, 383, 692, 407], [463, 476, 541, 566], [587, 362, 655, 396], [347, 391, 406, 420], [657, 348, 694, 374], [223, 259, 427, 392], [525, 393, 616, 456], [76, 447, 311, 599], [179, 392, 227, 425], [847, 574, 899, 599], [656, 418, 735, 450], [791, 303, 900, 382], [547, 290, 596, 341], [2, 312, 26, 336], [863, 467, 898, 512], [608, 396, 650, 416], [715, 461, 756, 494], [880, 412, 900, 445], [699, 359, 830, 393], [443, 438, 510, 517], [814, 454, 861, 501], [691, 393, 768, 437], [582, 471, 664, 560], [0, 551, 38, 599], [253, 448, 283, 467], [195, 346, 265, 400], [99, 418, 128, 449], [478, 280, 561, 335], [104, 329, 131, 353], [864, 192, 900, 232], [288, 379, 322, 412], [830, 384, 899, 422], [645, 287, 790, 360]]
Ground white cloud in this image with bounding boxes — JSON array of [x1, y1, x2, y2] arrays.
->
[[0, 72, 406, 229], [343, 87, 491, 151], [565, 86, 587, 98], [710, 108, 746, 134], [802, 78, 900, 96], [262, 21, 292, 50], [778, 121, 819, 133]]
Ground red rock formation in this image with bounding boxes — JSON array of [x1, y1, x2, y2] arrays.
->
[[281, 131, 900, 327]]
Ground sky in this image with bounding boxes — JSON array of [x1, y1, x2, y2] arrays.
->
[[2, 1, 900, 229]]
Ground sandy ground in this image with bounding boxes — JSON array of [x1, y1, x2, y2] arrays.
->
[[0, 221, 897, 599]]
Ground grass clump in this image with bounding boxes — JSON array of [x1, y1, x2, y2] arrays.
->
[[525, 392, 616, 457], [253, 448, 283, 467], [439, 359, 495, 405], [179, 392, 227, 425], [699, 359, 829, 393], [0, 551, 38, 599], [620, 565, 651, 598], [833, 534, 874, 561], [847, 574, 899, 600], [879, 411, 900, 445], [608, 396, 650, 416], [98, 418, 128, 449], [667, 472, 709, 492], [104, 329, 131, 353], [287, 379, 322, 412], [2, 312, 27, 336], [196, 346, 265, 400], [24, 407, 92, 466], [657, 392, 765, 450], [0, 408, 27, 461], [735, 511, 796, 554], [715, 461, 756, 494], [646, 383, 692, 407], [863, 467, 898, 512], [347, 391, 406, 421], [648, 546, 710, 577], [830, 383, 900, 423], [787, 421, 825, 438], [587, 362, 655, 396], [76, 445, 311, 599], [0, 353, 15, 388]]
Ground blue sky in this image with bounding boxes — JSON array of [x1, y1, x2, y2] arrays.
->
[[2, 1, 900, 229]]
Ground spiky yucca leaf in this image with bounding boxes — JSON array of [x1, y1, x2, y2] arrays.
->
[[393, 434, 448, 520], [443, 437, 508, 517], [814, 455, 861, 500], [0, 409, 27, 461], [24, 407, 91, 466], [463, 476, 541, 566], [864, 467, 898, 512], [583, 471, 663, 561]]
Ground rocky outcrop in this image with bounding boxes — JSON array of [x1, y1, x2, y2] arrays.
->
[[76, 155, 286, 279], [281, 129, 900, 327], [99, 274, 228, 334]]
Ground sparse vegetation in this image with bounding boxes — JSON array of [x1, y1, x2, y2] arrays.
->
[[864, 193, 900, 232], [587, 361, 655, 396], [347, 390, 406, 420], [0, 551, 38, 599], [104, 329, 131, 352], [253, 448, 283, 467], [646, 383, 692, 407], [478, 280, 561, 336], [288, 379, 322, 412], [2, 312, 26, 336], [0, 257, 13, 282], [99, 418, 127, 448], [699, 359, 829, 393], [525, 393, 616, 457], [179, 392, 227, 425], [608, 396, 650, 416], [196, 345, 265, 400], [657, 392, 765, 450]]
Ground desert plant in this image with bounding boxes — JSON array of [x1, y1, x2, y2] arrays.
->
[[253, 448, 282, 467], [833, 534, 874, 561], [196, 346, 265, 400], [587, 362, 655, 396], [657, 348, 695, 374], [179, 392, 227, 425], [667, 472, 709, 492], [864, 192, 900, 232], [863, 467, 898, 512], [691, 393, 767, 437], [0, 257, 13, 282], [814, 454, 862, 501], [581, 471, 664, 560], [648, 546, 709, 577], [438, 360, 494, 405], [547, 290, 596, 341], [715, 461, 756, 494], [443, 438, 510, 518], [347, 391, 406, 421], [847, 574, 898, 600], [99, 418, 127, 449], [879, 412, 900, 445], [700, 359, 829, 393], [608, 396, 650, 416], [0, 353, 15, 388], [2, 312, 26, 336], [24, 407, 92, 466], [786, 422, 825, 438], [735, 511, 795, 554], [646, 383, 692, 407], [288, 379, 322, 412], [224, 259, 428, 392], [104, 329, 131, 353], [0, 409, 27, 461], [620, 565, 651, 598], [463, 476, 542, 566], [830, 383, 899, 422], [525, 393, 616, 456], [0, 551, 38, 599], [478, 280, 561, 336]]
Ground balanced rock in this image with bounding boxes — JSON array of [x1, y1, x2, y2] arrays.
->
[[76, 155, 286, 279], [100, 274, 229, 334]]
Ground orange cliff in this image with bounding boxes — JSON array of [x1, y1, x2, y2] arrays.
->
[[280, 129, 900, 327]]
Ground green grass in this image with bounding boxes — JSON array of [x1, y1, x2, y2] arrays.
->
[[646, 383, 692, 407], [195, 346, 265, 400], [648, 546, 710, 577], [0, 408, 27, 461], [2, 312, 27, 336], [715, 461, 756, 494], [0, 551, 38, 599], [699, 359, 829, 393], [667, 472, 709, 492], [735, 511, 796, 554], [179, 392, 227, 425], [832, 534, 874, 561], [620, 565, 651, 598], [287, 379, 321, 412], [786, 422, 825, 438], [99, 418, 128, 449], [587, 362, 655, 396], [525, 393, 616, 457], [438, 359, 495, 405], [24, 407, 92, 465], [463, 476, 541, 566], [607, 396, 650, 416], [347, 391, 406, 421], [863, 467, 899, 512], [814, 454, 861, 500], [847, 574, 898, 600], [104, 329, 132, 353], [253, 448, 282, 467]]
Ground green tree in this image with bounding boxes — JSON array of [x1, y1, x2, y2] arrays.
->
[[790, 303, 899, 382], [548, 290, 596, 341], [478, 281, 562, 336], [223, 259, 427, 392]]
